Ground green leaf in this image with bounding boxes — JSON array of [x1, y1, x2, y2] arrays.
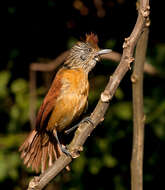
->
[[89, 158, 102, 175], [103, 154, 118, 168], [115, 88, 124, 100], [0, 153, 8, 181], [10, 105, 20, 119], [72, 154, 86, 173], [113, 102, 132, 120], [146, 101, 165, 123], [0, 152, 20, 181], [11, 79, 28, 94], [153, 122, 165, 140], [97, 138, 109, 152], [67, 37, 77, 49], [104, 39, 116, 49], [0, 71, 11, 98], [0, 134, 26, 149]]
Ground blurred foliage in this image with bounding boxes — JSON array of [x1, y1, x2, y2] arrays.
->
[[0, 151, 20, 181], [4, 0, 165, 189]]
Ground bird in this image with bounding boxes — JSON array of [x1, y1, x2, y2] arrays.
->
[[19, 33, 111, 173]]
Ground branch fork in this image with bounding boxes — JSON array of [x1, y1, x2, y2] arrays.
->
[[69, 145, 83, 159]]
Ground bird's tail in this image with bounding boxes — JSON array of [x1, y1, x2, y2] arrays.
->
[[19, 129, 61, 173]]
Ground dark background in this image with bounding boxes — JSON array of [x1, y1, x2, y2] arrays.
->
[[3, 0, 165, 189]]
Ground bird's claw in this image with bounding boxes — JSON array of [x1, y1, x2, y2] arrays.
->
[[61, 146, 72, 157], [65, 116, 94, 134], [82, 116, 94, 126]]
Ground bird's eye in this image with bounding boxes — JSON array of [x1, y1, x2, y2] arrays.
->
[[88, 48, 92, 52], [80, 54, 86, 61]]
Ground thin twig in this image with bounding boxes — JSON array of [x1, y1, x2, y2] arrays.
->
[[131, 20, 149, 190], [27, 1, 150, 189], [30, 50, 158, 74], [30, 51, 70, 72]]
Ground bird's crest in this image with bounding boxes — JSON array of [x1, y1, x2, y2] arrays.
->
[[85, 33, 99, 49]]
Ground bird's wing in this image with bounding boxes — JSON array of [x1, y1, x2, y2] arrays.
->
[[36, 71, 63, 131]]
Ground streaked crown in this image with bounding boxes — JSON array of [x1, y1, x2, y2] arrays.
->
[[64, 33, 111, 74]]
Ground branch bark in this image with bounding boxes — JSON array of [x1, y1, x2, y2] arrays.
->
[[27, 1, 150, 189], [131, 16, 149, 190], [30, 51, 70, 72], [30, 50, 157, 75]]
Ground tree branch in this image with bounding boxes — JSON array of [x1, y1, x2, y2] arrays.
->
[[131, 13, 149, 190], [130, 1, 150, 190], [27, 1, 150, 189], [30, 51, 70, 72], [30, 50, 157, 75]]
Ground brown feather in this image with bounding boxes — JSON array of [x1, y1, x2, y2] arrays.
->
[[27, 136, 41, 167], [36, 72, 62, 130], [85, 33, 99, 49], [48, 142, 53, 167], [41, 145, 48, 173], [20, 58, 90, 173], [53, 143, 58, 160], [46, 68, 89, 132]]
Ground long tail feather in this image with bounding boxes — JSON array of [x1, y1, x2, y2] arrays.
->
[[19, 129, 62, 173]]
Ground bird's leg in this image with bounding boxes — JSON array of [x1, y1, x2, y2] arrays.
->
[[53, 130, 71, 157], [65, 116, 94, 135]]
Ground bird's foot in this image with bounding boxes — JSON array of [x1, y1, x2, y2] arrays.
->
[[53, 130, 72, 157], [61, 145, 72, 157], [65, 116, 94, 135]]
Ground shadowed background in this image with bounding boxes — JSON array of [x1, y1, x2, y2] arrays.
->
[[3, 0, 165, 189]]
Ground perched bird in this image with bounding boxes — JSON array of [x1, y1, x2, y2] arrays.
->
[[19, 33, 111, 173]]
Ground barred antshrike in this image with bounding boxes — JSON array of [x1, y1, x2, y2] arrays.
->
[[19, 33, 111, 173]]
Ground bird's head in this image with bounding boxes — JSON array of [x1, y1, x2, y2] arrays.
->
[[64, 33, 112, 73]]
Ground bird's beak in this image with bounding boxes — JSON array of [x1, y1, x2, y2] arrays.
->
[[97, 49, 112, 55]]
